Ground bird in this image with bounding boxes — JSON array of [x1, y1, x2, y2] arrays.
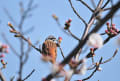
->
[[42, 35, 57, 64]]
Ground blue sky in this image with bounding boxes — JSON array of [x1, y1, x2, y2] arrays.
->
[[0, 0, 120, 81]]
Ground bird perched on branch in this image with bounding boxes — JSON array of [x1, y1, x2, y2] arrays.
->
[[42, 35, 57, 64]]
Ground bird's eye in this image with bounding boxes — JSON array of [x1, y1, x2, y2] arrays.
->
[[52, 38, 56, 41]]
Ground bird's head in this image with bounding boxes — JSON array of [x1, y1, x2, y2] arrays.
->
[[45, 35, 56, 42]]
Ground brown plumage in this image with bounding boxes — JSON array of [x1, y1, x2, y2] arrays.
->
[[42, 36, 57, 64]]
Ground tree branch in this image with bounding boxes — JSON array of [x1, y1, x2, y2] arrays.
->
[[22, 69, 35, 81], [101, 48, 118, 64], [0, 69, 6, 81], [68, 0, 87, 25], [82, 57, 102, 81], [44, 1, 120, 80], [77, 0, 94, 12]]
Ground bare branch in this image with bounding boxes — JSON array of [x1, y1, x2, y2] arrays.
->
[[102, 0, 110, 9], [87, 65, 96, 70], [81, 0, 104, 40], [22, 69, 35, 81], [82, 57, 102, 81], [3, 8, 17, 26], [96, 0, 104, 10], [18, 0, 35, 30], [103, 7, 111, 11], [68, 29, 81, 41], [68, 0, 87, 25], [23, 45, 31, 65], [101, 48, 118, 64], [44, 2, 120, 80], [100, 32, 106, 35], [23, 39, 40, 65], [59, 46, 65, 59], [8, 23, 42, 53], [77, 0, 94, 12], [52, 14, 72, 36], [52, 14, 81, 41], [89, 1, 120, 34], [0, 69, 6, 81], [81, 15, 96, 40], [92, 57, 95, 64]]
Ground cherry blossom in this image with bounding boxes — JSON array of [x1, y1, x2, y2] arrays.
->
[[87, 33, 103, 48]]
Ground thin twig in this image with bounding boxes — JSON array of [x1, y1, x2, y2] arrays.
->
[[68, 0, 87, 25], [20, 35, 42, 53], [59, 46, 65, 59], [103, 7, 111, 11], [100, 32, 106, 35], [23, 45, 31, 65], [82, 57, 102, 81], [3, 8, 17, 26], [8, 23, 42, 53], [101, 48, 118, 64], [68, 29, 81, 41], [102, 0, 110, 9], [52, 14, 81, 41], [96, 0, 104, 10], [87, 65, 96, 70], [92, 57, 94, 64], [22, 69, 35, 81], [77, 0, 94, 12], [23, 39, 40, 65], [52, 15, 71, 36], [93, 0, 104, 21]]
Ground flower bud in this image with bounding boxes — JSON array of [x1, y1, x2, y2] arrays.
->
[[2, 44, 8, 49], [1, 59, 5, 65], [58, 37, 62, 43], [52, 14, 58, 21], [8, 22, 13, 27], [106, 22, 109, 26], [10, 29, 17, 33], [105, 30, 108, 33], [68, 19, 72, 23], [112, 24, 115, 26], [14, 34, 21, 37]]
